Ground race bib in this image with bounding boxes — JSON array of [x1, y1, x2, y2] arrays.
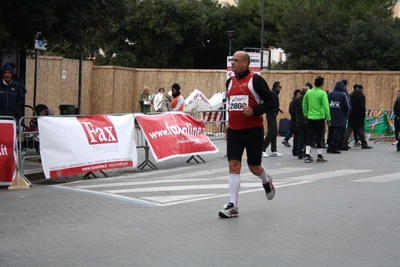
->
[[229, 95, 249, 111]]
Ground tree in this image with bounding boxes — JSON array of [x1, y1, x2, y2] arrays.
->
[[0, 0, 128, 59], [95, 0, 235, 69], [233, 0, 289, 51], [279, 0, 400, 70]]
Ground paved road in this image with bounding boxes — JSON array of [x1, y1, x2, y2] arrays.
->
[[1, 138, 399, 266]]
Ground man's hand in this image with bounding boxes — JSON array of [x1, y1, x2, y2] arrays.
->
[[242, 104, 253, 116], [225, 124, 229, 140]]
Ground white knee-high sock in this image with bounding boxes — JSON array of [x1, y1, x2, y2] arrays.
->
[[257, 167, 270, 184], [229, 174, 241, 206], [306, 145, 311, 155]]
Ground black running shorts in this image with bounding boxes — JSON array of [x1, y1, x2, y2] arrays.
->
[[226, 126, 264, 166]]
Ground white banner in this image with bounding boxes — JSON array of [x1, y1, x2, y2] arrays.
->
[[38, 114, 137, 178]]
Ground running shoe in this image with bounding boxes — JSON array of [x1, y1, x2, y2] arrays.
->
[[270, 151, 282, 157], [316, 156, 327, 163], [281, 140, 291, 147], [304, 156, 312, 163], [218, 202, 239, 218], [262, 152, 270, 158], [263, 174, 275, 200]]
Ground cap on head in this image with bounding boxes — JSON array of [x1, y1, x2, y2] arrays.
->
[[171, 83, 181, 91], [2, 63, 14, 74]]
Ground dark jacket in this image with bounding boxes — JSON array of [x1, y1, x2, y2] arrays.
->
[[393, 95, 400, 118], [0, 63, 24, 120], [288, 96, 298, 132], [266, 88, 280, 115], [293, 94, 306, 127], [328, 81, 350, 127], [348, 90, 366, 127]]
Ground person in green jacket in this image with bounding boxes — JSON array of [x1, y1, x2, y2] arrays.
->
[[302, 76, 331, 163], [138, 86, 153, 114]]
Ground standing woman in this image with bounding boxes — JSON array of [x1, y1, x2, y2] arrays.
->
[[138, 86, 152, 114], [153, 87, 165, 112], [171, 83, 184, 111]]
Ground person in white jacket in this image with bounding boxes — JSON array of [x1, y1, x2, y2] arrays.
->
[[153, 87, 165, 112]]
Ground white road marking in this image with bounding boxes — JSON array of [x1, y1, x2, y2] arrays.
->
[[352, 173, 400, 183], [289, 169, 372, 181], [74, 167, 312, 189], [104, 182, 287, 194]]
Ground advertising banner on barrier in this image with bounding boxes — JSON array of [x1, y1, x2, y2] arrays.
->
[[365, 110, 394, 136], [135, 112, 219, 162], [0, 120, 17, 185], [38, 114, 137, 178]]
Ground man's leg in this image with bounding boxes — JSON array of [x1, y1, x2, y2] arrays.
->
[[341, 124, 354, 149], [358, 125, 372, 149], [270, 116, 278, 152], [247, 126, 275, 200], [394, 117, 399, 141], [297, 125, 307, 158], [327, 125, 333, 152], [263, 113, 274, 151]]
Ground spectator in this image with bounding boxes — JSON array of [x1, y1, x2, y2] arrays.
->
[[393, 89, 400, 146], [153, 87, 165, 112], [287, 89, 302, 156], [171, 83, 184, 111], [281, 89, 301, 148], [262, 81, 283, 157], [138, 86, 153, 114], [0, 63, 24, 122], [341, 84, 373, 150], [302, 76, 331, 163], [327, 81, 350, 154], [293, 85, 310, 159]]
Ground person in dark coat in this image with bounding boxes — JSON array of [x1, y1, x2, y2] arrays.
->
[[327, 81, 350, 153], [262, 81, 283, 157], [393, 89, 400, 148], [0, 63, 25, 122], [288, 89, 301, 156], [293, 84, 311, 159], [341, 84, 372, 149]]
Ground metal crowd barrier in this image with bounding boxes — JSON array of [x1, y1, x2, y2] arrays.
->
[[16, 112, 215, 178], [194, 109, 227, 141]]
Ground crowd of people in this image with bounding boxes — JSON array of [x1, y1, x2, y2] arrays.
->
[[138, 83, 184, 114], [279, 78, 382, 161]]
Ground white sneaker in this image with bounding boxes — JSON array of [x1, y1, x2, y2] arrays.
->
[[218, 203, 239, 218], [270, 151, 282, 157], [392, 140, 398, 145], [262, 152, 270, 158]]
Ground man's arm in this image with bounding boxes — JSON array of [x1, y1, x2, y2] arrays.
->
[[251, 75, 274, 116]]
